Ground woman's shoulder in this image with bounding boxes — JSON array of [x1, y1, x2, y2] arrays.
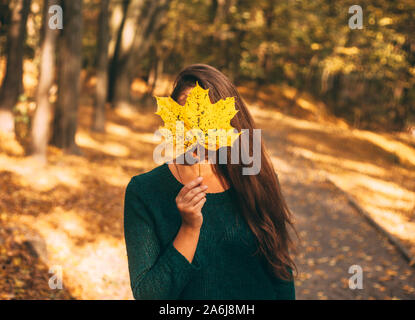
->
[[127, 163, 175, 197], [130, 163, 166, 183]]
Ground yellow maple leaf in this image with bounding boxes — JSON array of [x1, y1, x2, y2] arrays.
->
[[155, 82, 240, 152]]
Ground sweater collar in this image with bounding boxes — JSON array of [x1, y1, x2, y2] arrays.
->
[[160, 162, 234, 205]]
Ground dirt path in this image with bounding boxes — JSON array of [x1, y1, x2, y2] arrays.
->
[[280, 164, 415, 299], [263, 129, 415, 299]]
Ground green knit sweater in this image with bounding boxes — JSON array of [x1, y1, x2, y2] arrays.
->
[[123, 163, 295, 300]]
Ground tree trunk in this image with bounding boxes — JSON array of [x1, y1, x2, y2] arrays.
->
[[51, 0, 83, 155], [92, 0, 109, 132], [147, 53, 163, 95], [111, 0, 145, 110], [262, 0, 275, 83], [30, 0, 60, 163], [111, 0, 171, 110], [0, 0, 31, 134], [107, 0, 130, 105]]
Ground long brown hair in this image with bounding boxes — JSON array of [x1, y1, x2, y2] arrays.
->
[[170, 64, 298, 281]]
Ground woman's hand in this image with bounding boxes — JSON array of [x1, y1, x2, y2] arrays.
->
[[175, 176, 208, 229]]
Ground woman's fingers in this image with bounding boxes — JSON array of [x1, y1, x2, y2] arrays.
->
[[188, 191, 206, 207], [192, 197, 207, 211], [175, 176, 207, 229], [176, 176, 203, 201], [182, 185, 208, 202]]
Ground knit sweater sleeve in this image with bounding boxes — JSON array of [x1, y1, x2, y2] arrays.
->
[[123, 177, 202, 300]]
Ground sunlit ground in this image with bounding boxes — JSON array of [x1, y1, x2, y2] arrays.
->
[[245, 86, 415, 258], [0, 104, 160, 299], [1, 63, 414, 299]]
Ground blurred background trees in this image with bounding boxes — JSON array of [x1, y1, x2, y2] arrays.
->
[[0, 0, 414, 158], [0, 0, 31, 134]]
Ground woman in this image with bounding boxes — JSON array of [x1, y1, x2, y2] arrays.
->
[[124, 64, 297, 300]]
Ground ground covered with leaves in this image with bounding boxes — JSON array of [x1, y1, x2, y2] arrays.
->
[[0, 84, 414, 299]]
